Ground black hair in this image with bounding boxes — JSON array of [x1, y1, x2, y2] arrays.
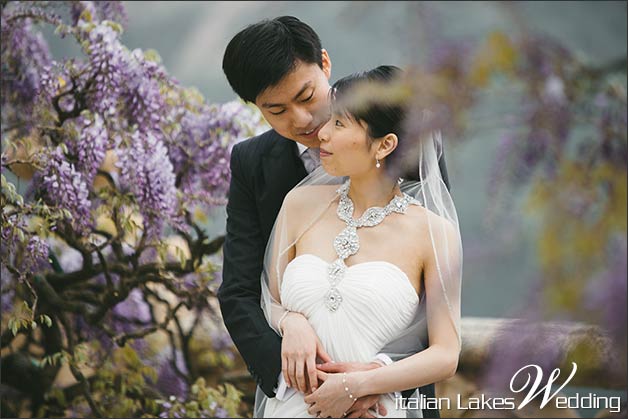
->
[[330, 65, 404, 147], [330, 65, 423, 181], [222, 16, 323, 103]]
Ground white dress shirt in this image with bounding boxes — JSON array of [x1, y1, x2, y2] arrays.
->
[[296, 142, 321, 174]]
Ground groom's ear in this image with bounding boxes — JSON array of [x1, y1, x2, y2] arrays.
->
[[321, 49, 332, 80], [377, 133, 398, 160]]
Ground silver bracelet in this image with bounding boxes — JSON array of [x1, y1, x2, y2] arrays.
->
[[342, 372, 356, 401], [277, 310, 291, 337]]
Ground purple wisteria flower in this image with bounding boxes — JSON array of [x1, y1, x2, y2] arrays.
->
[[34, 146, 93, 236], [124, 75, 165, 134], [38, 59, 88, 114], [595, 91, 628, 169], [116, 130, 180, 239], [21, 235, 50, 274], [168, 101, 266, 208], [153, 349, 189, 399], [1, 12, 52, 133], [517, 35, 571, 81], [70, 1, 98, 27], [68, 112, 109, 184], [480, 318, 565, 393], [584, 238, 628, 347], [130, 48, 172, 84], [39, 59, 68, 96], [0, 219, 24, 265], [425, 38, 474, 75], [214, 407, 228, 418], [71, 1, 128, 27], [1, 265, 15, 314], [84, 23, 128, 116], [111, 288, 152, 333], [75, 314, 114, 351], [94, 1, 128, 26]]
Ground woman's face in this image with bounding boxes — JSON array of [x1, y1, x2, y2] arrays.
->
[[317, 111, 377, 177]]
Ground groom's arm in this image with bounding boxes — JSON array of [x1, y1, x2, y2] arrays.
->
[[218, 143, 282, 397]]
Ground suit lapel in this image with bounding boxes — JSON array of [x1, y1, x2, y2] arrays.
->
[[259, 134, 308, 240]]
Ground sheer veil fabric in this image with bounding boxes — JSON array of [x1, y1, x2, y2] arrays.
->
[[256, 127, 462, 418]]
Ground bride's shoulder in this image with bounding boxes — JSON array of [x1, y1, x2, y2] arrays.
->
[[283, 184, 339, 211], [404, 204, 458, 239]]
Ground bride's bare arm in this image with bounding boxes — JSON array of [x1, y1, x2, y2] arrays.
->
[[353, 217, 461, 396]]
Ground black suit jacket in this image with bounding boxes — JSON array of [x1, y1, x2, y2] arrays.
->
[[218, 129, 448, 418]]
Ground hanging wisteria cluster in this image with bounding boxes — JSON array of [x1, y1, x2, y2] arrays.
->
[[1, 1, 266, 417]]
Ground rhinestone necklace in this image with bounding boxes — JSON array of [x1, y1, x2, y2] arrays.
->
[[324, 180, 419, 312]]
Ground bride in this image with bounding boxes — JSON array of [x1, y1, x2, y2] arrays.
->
[[259, 65, 462, 418]]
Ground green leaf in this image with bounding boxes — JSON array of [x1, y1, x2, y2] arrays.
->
[[40, 314, 52, 327], [143, 49, 162, 64], [80, 8, 93, 23], [54, 24, 67, 36], [187, 401, 199, 412], [104, 20, 124, 35]]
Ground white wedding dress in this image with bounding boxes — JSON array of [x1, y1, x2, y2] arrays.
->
[[263, 253, 424, 418]]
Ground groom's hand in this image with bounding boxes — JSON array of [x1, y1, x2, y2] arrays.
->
[[281, 312, 333, 394], [316, 361, 381, 373], [316, 362, 388, 418]]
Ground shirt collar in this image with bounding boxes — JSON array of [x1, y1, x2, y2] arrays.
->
[[296, 142, 308, 156]]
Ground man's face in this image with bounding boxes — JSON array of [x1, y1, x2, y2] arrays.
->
[[254, 50, 332, 148]]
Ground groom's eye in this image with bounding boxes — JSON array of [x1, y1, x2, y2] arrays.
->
[[335, 119, 344, 127], [269, 109, 286, 116], [300, 90, 314, 103]]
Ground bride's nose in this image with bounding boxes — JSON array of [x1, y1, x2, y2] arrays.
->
[[318, 120, 332, 142]]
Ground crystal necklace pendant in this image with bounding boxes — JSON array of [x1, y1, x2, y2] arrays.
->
[[324, 180, 417, 312]]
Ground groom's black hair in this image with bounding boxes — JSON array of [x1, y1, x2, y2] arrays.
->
[[222, 16, 323, 103]]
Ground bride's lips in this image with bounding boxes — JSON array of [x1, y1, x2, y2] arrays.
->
[[319, 148, 332, 158], [300, 124, 323, 140]]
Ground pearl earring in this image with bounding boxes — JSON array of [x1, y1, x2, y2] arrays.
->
[[376, 158, 381, 168]]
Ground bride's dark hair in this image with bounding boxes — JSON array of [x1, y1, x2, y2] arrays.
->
[[331, 65, 404, 144], [330, 65, 426, 181]]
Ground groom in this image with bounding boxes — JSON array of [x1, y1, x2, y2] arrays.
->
[[218, 16, 448, 418]]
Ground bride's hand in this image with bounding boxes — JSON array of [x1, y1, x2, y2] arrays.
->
[[305, 371, 356, 418], [281, 312, 333, 394], [315, 362, 387, 418]]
